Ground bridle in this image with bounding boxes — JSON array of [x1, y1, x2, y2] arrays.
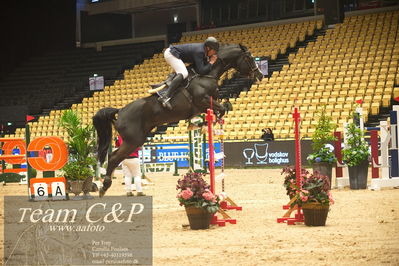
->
[[237, 51, 259, 79], [205, 47, 259, 80]]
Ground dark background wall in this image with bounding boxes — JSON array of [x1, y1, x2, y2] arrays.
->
[[0, 0, 76, 80], [200, 0, 315, 28], [134, 7, 196, 38], [81, 11, 132, 42]]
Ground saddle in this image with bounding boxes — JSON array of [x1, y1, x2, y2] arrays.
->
[[148, 68, 197, 101]]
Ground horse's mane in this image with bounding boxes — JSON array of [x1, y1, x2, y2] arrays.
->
[[219, 43, 243, 51], [217, 43, 247, 61]]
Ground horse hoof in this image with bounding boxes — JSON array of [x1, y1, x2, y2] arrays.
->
[[99, 188, 106, 198]]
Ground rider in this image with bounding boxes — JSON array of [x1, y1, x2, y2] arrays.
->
[[153, 36, 219, 110]]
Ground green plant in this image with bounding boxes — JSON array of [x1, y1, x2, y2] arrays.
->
[[307, 106, 337, 164], [0, 173, 23, 183], [290, 170, 334, 207], [176, 172, 220, 213], [342, 112, 370, 167], [28, 167, 37, 178], [62, 160, 94, 181], [59, 110, 96, 180]]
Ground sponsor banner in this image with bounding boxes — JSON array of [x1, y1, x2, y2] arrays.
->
[[89, 76, 104, 91], [139, 147, 154, 163], [4, 196, 153, 265], [156, 144, 189, 167], [204, 143, 222, 167], [142, 143, 221, 168], [256, 59, 268, 76], [142, 140, 311, 168], [224, 140, 313, 167], [143, 162, 175, 173]]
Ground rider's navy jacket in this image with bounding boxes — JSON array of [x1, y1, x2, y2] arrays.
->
[[169, 43, 213, 75]]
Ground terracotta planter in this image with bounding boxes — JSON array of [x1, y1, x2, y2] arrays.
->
[[185, 206, 212, 230], [348, 159, 369, 189], [312, 162, 333, 189], [82, 177, 94, 199], [302, 202, 329, 226]]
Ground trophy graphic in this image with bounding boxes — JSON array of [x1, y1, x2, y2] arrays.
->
[[243, 148, 255, 164], [254, 143, 268, 164]]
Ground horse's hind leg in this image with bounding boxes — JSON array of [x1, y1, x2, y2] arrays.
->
[[99, 142, 138, 197]]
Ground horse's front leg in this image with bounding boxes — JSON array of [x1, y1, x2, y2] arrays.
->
[[198, 95, 225, 119], [99, 143, 133, 197], [99, 137, 145, 197], [210, 97, 226, 119]]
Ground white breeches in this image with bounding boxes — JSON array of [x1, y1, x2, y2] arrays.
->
[[164, 48, 189, 79], [122, 158, 142, 192]]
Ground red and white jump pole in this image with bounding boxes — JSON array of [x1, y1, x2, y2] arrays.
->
[[277, 106, 304, 225], [206, 108, 216, 194], [205, 105, 239, 226]]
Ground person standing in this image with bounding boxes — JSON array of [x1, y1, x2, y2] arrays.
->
[[115, 135, 145, 196], [261, 128, 274, 141], [222, 98, 233, 113]]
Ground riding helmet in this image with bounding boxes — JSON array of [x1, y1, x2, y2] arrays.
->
[[204, 37, 219, 52]]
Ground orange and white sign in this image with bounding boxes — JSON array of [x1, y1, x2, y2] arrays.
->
[[1, 136, 69, 200]]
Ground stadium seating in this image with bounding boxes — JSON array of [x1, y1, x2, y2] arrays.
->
[[0, 42, 162, 115], [223, 10, 398, 139], [6, 11, 399, 143]]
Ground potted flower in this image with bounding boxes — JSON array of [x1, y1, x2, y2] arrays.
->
[[342, 111, 370, 189], [60, 110, 96, 199], [307, 106, 337, 188], [281, 166, 308, 199], [291, 171, 334, 226], [176, 172, 220, 229]]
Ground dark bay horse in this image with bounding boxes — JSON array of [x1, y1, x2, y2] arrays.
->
[[93, 44, 263, 196]]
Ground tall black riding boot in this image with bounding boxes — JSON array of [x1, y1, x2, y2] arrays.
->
[[159, 73, 184, 110], [150, 73, 176, 89]]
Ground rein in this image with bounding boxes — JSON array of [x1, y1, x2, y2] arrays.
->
[[218, 48, 258, 79], [238, 51, 259, 78]]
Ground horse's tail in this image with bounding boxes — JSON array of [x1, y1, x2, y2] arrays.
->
[[92, 107, 119, 165]]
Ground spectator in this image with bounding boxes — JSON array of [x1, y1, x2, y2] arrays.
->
[[261, 128, 274, 141], [222, 98, 233, 113], [115, 135, 145, 196]]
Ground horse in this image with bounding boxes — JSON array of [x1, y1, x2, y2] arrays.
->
[[93, 44, 263, 197]]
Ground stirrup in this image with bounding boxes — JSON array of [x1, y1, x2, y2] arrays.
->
[[158, 96, 170, 104], [162, 101, 172, 110], [158, 97, 172, 110], [150, 82, 165, 89]]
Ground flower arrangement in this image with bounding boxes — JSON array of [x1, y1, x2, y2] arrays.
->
[[290, 170, 334, 207], [307, 106, 337, 164], [342, 111, 370, 167], [282, 166, 308, 198], [176, 172, 220, 213]]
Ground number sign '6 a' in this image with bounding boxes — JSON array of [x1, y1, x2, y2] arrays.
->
[[30, 177, 67, 201]]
